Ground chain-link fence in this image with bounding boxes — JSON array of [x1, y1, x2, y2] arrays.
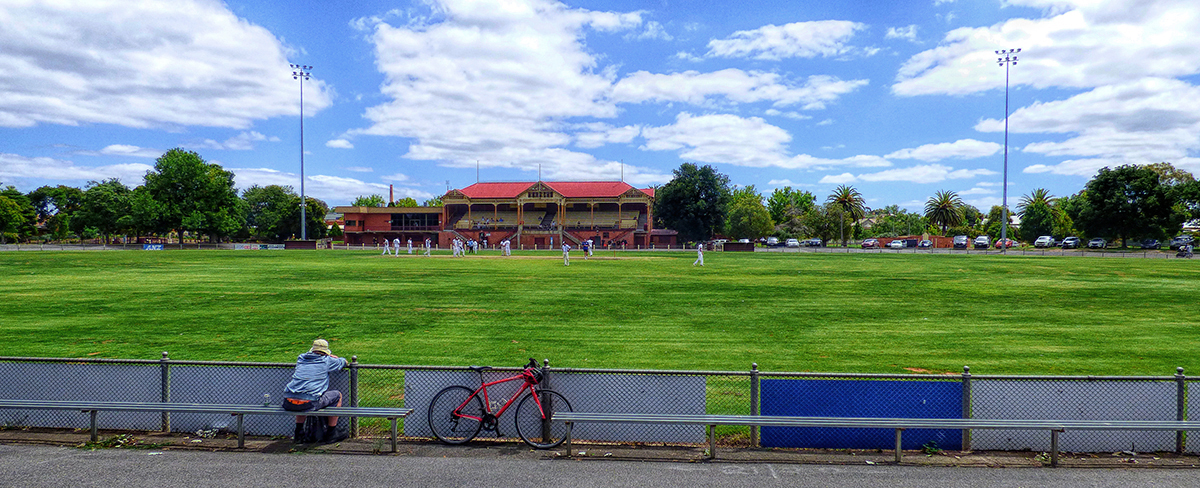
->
[[2, 355, 1196, 452]]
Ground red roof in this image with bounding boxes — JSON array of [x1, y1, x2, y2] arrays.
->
[[456, 181, 651, 199], [544, 181, 635, 198], [640, 188, 655, 198], [458, 182, 535, 199]]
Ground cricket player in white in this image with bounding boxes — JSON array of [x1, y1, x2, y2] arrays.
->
[[503, 239, 511, 256], [407, 239, 413, 254], [562, 243, 571, 266], [452, 239, 460, 257], [381, 238, 390, 255], [693, 243, 704, 266], [424, 238, 432, 256], [587, 239, 594, 257], [393, 238, 401, 256]]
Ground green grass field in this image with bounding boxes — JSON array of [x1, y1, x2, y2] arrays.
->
[[1, 249, 1196, 376]]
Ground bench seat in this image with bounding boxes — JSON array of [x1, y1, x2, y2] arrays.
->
[[0, 399, 412, 452]]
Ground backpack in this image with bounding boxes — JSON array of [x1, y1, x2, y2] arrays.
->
[[300, 416, 349, 444]]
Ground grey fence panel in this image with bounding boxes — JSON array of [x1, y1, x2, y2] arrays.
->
[[169, 365, 347, 436], [973, 379, 1176, 452], [1187, 380, 1200, 453], [0, 362, 160, 430], [404, 370, 706, 443]]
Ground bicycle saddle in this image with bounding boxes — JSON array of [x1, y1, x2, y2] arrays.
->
[[469, 365, 492, 372]]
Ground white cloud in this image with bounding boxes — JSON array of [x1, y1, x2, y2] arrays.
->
[[893, 0, 1200, 96], [626, 21, 672, 41], [640, 112, 891, 170], [885, 139, 1002, 162], [704, 20, 865, 60], [0, 0, 331, 129], [836, 164, 998, 184], [0, 152, 152, 186], [885, 25, 919, 42], [351, 0, 649, 181], [344, 166, 373, 173], [819, 173, 857, 184], [974, 78, 1200, 175], [88, 144, 163, 158], [613, 70, 868, 109], [573, 124, 640, 148], [229, 167, 433, 206], [957, 187, 996, 195], [326, 139, 355, 149], [764, 109, 811, 120], [189, 131, 273, 151], [816, 119, 834, 126], [380, 173, 410, 182]]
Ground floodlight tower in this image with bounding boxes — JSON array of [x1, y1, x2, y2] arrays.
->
[[996, 48, 1019, 253], [291, 63, 312, 240]]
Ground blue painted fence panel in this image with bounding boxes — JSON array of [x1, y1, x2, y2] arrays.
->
[[761, 379, 962, 450]]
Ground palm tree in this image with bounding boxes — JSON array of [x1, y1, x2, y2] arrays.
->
[[825, 185, 868, 246], [1017, 188, 1056, 214], [924, 190, 965, 235]]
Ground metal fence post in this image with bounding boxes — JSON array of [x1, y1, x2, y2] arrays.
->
[[160, 351, 170, 432], [350, 355, 359, 438], [749, 363, 759, 447], [961, 365, 971, 451], [1176, 366, 1185, 454], [541, 359, 553, 444]]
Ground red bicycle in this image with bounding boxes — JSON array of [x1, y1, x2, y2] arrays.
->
[[428, 358, 573, 448]]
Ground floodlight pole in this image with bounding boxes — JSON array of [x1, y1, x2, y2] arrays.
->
[[996, 48, 1019, 253], [291, 64, 312, 240]]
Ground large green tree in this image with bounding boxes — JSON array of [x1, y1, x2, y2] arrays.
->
[[0, 185, 37, 242], [1076, 165, 1183, 247], [77, 179, 133, 244], [1018, 188, 1057, 242], [0, 195, 23, 244], [983, 205, 1014, 241], [825, 185, 868, 246], [142, 148, 244, 246], [243, 185, 298, 242], [353, 194, 386, 207], [766, 187, 815, 229], [654, 163, 731, 242], [726, 186, 774, 239], [924, 190, 965, 235], [28, 185, 84, 241]]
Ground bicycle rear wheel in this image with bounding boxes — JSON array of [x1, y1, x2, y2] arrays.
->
[[514, 389, 572, 449], [428, 385, 484, 444]]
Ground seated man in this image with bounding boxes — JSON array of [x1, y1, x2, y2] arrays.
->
[[282, 339, 349, 443]]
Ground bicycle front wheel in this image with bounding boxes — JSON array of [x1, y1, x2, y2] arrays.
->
[[514, 389, 572, 449], [428, 385, 484, 445]]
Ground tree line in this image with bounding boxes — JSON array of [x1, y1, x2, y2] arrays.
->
[[653, 162, 1200, 247], [0, 149, 332, 245]]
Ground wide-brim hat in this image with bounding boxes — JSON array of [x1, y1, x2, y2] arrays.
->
[[311, 339, 332, 355]]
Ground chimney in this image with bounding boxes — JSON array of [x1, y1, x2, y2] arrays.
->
[[389, 184, 394, 205]]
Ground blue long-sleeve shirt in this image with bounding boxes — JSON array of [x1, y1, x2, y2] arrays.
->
[[283, 352, 347, 401]]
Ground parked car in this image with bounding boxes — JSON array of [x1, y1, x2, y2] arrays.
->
[[995, 238, 1015, 249], [953, 235, 969, 249], [888, 240, 905, 249], [1034, 236, 1056, 248], [1088, 238, 1107, 249], [1139, 238, 1160, 249], [737, 238, 750, 243], [803, 238, 823, 247], [785, 238, 800, 248], [1061, 236, 1081, 249], [917, 240, 932, 248], [1169, 235, 1195, 250], [766, 237, 780, 247], [973, 235, 990, 249], [861, 238, 879, 249]]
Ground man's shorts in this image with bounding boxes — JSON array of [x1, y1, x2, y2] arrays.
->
[[282, 390, 342, 412]]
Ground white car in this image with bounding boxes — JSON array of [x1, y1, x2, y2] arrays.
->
[[766, 237, 780, 246], [785, 238, 800, 248], [1034, 236, 1056, 248], [888, 240, 905, 249]]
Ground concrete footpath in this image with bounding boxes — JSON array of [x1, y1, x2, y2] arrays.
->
[[2, 428, 1199, 469]]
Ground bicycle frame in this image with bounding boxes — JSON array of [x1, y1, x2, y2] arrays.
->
[[452, 371, 541, 423]]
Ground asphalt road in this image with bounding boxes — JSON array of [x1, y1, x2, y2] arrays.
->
[[3, 444, 1200, 488]]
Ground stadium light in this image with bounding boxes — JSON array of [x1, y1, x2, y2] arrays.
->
[[291, 64, 312, 240], [996, 48, 1019, 253]]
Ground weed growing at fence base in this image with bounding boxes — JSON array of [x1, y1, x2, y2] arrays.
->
[[1, 250, 1196, 375]]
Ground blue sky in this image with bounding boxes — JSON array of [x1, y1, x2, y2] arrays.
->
[[3, 0, 1199, 211]]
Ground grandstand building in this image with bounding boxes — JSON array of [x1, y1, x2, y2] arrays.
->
[[335, 181, 677, 249]]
